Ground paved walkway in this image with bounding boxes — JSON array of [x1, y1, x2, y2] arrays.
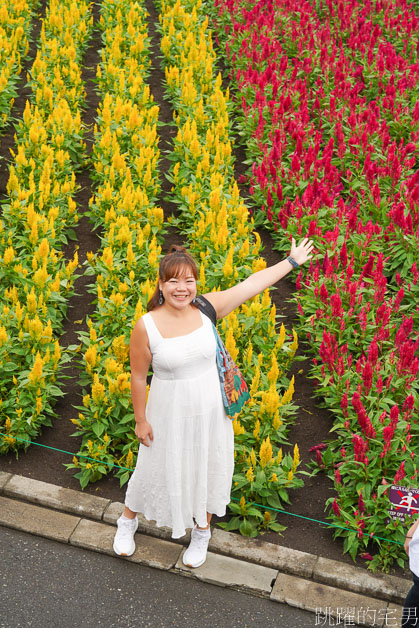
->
[[1, 527, 315, 628], [0, 472, 410, 627]]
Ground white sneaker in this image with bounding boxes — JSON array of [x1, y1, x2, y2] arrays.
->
[[113, 515, 138, 556], [182, 525, 211, 568]]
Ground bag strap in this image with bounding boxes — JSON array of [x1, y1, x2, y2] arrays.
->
[[194, 295, 217, 326]]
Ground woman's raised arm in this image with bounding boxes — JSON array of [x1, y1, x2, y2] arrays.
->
[[204, 238, 314, 320]]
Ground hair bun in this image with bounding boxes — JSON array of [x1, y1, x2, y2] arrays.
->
[[168, 245, 187, 254]]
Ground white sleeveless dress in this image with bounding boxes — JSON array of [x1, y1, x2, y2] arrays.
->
[[124, 310, 234, 538]]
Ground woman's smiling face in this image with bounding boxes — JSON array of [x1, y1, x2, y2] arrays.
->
[[159, 270, 197, 309]]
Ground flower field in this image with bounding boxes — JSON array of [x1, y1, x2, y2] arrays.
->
[[211, 0, 418, 568], [0, 0, 417, 569]]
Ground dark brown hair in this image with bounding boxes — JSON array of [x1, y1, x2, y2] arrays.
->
[[147, 245, 198, 311]]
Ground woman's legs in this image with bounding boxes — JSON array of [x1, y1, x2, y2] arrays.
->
[[113, 506, 138, 556], [183, 512, 212, 568], [123, 506, 137, 519], [197, 512, 212, 530]]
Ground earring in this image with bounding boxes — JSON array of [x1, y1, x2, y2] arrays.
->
[[158, 290, 164, 305]]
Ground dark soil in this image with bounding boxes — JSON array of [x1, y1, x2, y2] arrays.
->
[[0, 1, 408, 579]]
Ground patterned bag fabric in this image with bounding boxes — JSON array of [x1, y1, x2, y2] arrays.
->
[[195, 295, 250, 418]]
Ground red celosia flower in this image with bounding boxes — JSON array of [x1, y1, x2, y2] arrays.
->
[[362, 361, 373, 393], [332, 498, 341, 517], [309, 443, 327, 452], [394, 461, 406, 484]]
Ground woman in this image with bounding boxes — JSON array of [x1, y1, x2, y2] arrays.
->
[[403, 518, 419, 627], [113, 237, 314, 568]]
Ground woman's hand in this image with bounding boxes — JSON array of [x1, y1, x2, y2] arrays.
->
[[290, 237, 314, 266], [135, 420, 154, 447], [203, 235, 316, 319]]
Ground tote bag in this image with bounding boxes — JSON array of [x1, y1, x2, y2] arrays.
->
[[195, 295, 250, 417]]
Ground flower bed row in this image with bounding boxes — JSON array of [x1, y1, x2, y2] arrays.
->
[[158, 0, 303, 536], [0, 0, 93, 453], [0, 0, 37, 133], [212, 0, 418, 567], [68, 0, 166, 488]]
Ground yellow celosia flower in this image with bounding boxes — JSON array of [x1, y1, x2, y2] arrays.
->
[[250, 448, 256, 468], [281, 376, 295, 406], [35, 396, 43, 415], [246, 467, 254, 482], [0, 326, 8, 346], [273, 411, 282, 430], [28, 352, 44, 384], [33, 266, 48, 288], [292, 444, 300, 472], [102, 247, 113, 269], [249, 365, 260, 396], [252, 258, 266, 273], [262, 386, 280, 415], [290, 329, 298, 357], [110, 292, 124, 308], [276, 323, 286, 350], [259, 436, 273, 468], [232, 418, 245, 436], [53, 341, 61, 364], [92, 373, 105, 402], [112, 335, 129, 363], [276, 448, 283, 464], [253, 419, 260, 440], [245, 342, 253, 366], [270, 473, 278, 483], [126, 449, 134, 468], [37, 238, 49, 260], [224, 328, 238, 362], [3, 246, 15, 264], [85, 345, 97, 369], [238, 238, 249, 260], [263, 511, 271, 525], [117, 373, 130, 393], [287, 470, 294, 485], [267, 355, 279, 384]]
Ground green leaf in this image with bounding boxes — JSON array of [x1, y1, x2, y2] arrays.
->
[[239, 518, 255, 536], [266, 493, 282, 509], [92, 422, 104, 438], [247, 506, 264, 519], [269, 522, 287, 533]]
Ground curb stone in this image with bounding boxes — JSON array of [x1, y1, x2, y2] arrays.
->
[[70, 518, 182, 570], [0, 471, 11, 491], [271, 572, 404, 628], [0, 495, 80, 543], [4, 474, 111, 521], [313, 556, 409, 605], [0, 473, 411, 623], [209, 527, 317, 579], [175, 549, 278, 595]]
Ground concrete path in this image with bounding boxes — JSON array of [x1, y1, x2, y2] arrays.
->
[[0, 472, 410, 627], [1, 527, 315, 628]]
